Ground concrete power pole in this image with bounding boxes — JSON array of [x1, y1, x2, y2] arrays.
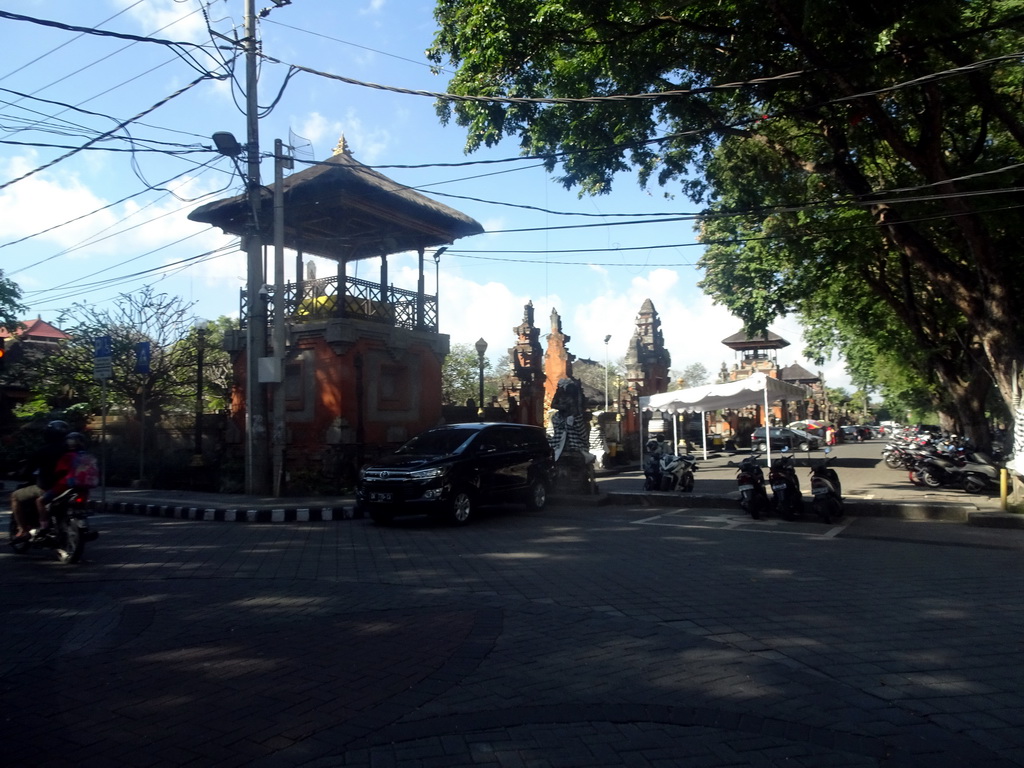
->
[[244, 0, 270, 494]]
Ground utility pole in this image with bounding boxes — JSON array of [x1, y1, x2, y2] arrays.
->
[[272, 138, 291, 496], [244, 0, 270, 494]]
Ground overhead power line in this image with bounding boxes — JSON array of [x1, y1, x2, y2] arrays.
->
[[259, 53, 808, 104], [259, 49, 1024, 107], [0, 73, 220, 192], [0, 9, 210, 50]]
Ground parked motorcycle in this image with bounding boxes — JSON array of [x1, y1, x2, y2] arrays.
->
[[736, 455, 770, 520], [809, 448, 843, 523], [953, 450, 1001, 494], [8, 487, 97, 564], [643, 439, 664, 491], [659, 452, 698, 492], [914, 443, 965, 488], [769, 448, 804, 520]]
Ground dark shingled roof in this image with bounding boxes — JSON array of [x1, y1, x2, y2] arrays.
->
[[779, 363, 819, 383], [721, 329, 790, 350], [188, 147, 483, 262]]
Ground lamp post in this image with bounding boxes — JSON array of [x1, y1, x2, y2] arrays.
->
[[475, 337, 488, 420], [603, 334, 611, 411], [193, 320, 209, 465]]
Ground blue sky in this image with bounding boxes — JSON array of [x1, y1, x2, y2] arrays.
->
[[0, 0, 851, 388]]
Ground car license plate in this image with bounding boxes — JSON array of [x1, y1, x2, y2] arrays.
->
[[370, 492, 392, 502], [738, 484, 754, 492], [772, 484, 787, 492], [812, 486, 828, 495]]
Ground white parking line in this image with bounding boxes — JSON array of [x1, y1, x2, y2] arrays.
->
[[631, 509, 854, 537]]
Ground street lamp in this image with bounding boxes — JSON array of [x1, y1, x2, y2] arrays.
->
[[193, 320, 209, 466], [475, 337, 488, 420], [604, 334, 611, 411]]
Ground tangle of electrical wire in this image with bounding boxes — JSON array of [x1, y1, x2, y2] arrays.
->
[[0, 9, 223, 77], [0, 72, 224, 193], [6, 160, 238, 274], [24, 236, 238, 305]]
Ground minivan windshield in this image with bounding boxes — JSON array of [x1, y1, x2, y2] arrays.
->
[[395, 428, 477, 456]]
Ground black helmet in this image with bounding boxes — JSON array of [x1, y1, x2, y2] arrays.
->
[[44, 420, 70, 438], [65, 432, 86, 449]]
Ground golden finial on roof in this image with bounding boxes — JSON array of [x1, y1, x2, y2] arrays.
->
[[333, 134, 351, 155]]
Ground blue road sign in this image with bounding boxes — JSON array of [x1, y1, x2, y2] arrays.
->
[[94, 335, 113, 381], [94, 335, 112, 359], [135, 341, 151, 374]]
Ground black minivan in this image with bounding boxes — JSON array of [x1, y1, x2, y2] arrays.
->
[[356, 423, 555, 525]]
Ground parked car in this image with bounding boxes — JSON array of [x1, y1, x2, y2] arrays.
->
[[355, 422, 555, 525], [842, 425, 875, 441], [750, 427, 820, 452]]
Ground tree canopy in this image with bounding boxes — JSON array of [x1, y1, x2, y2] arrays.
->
[[429, 0, 1024, 436], [0, 270, 26, 335], [22, 287, 231, 422]]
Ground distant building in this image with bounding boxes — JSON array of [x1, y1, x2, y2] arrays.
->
[[0, 317, 71, 420]]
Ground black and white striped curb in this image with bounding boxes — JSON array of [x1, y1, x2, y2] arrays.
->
[[88, 499, 362, 523]]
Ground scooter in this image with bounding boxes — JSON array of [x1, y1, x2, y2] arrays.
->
[[8, 487, 98, 564], [809, 447, 843, 523], [769, 448, 803, 520], [915, 445, 966, 488], [659, 452, 698, 492], [952, 450, 1001, 494], [643, 439, 664, 491], [736, 454, 770, 520]]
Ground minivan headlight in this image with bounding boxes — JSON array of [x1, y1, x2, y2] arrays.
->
[[410, 467, 445, 480]]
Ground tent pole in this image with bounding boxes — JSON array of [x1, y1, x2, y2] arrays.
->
[[639, 401, 645, 464], [701, 410, 708, 461]]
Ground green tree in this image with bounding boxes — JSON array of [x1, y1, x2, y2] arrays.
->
[[428, 0, 1024, 423], [442, 343, 493, 406], [0, 270, 25, 335], [26, 288, 217, 423], [672, 363, 709, 390]]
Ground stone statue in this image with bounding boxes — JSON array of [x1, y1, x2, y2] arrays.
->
[[547, 378, 595, 493]]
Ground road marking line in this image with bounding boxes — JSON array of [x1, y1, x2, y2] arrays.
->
[[631, 509, 854, 538]]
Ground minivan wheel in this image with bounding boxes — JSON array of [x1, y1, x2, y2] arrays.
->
[[526, 480, 547, 510], [798, 441, 810, 452], [449, 489, 474, 525]]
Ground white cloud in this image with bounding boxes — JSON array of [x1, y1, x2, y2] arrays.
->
[[360, 0, 388, 15], [119, 0, 213, 44], [430, 262, 853, 390], [291, 110, 391, 163], [293, 112, 342, 150]]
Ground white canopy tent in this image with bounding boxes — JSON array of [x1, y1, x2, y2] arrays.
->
[[639, 372, 811, 460]]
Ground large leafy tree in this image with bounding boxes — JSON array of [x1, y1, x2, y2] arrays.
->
[[26, 288, 230, 423], [442, 342, 494, 407], [428, 0, 1024, 424]]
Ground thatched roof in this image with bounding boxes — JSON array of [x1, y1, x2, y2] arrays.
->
[[779, 363, 819, 383], [188, 144, 484, 262], [721, 328, 790, 351]]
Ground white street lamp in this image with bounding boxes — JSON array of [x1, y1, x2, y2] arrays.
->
[[603, 334, 611, 410]]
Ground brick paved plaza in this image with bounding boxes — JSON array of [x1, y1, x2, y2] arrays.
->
[[3, 441, 1024, 767]]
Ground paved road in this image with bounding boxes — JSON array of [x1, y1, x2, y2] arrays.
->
[[3, 441, 1024, 767]]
